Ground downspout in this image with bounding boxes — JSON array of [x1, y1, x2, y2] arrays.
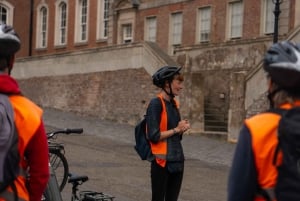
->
[[29, 0, 34, 56]]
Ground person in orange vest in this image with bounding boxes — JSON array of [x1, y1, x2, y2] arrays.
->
[[146, 66, 190, 201], [0, 23, 49, 201], [228, 41, 300, 201]]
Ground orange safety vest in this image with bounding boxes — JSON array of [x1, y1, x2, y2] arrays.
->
[[245, 102, 300, 201], [0, 95, 43, 201], [149, 94, 178, 168]]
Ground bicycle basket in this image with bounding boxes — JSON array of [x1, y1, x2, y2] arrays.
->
[[80, 191, 115, 201]]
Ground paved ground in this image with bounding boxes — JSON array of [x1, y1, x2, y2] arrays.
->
[[43, 107, 236, 201]]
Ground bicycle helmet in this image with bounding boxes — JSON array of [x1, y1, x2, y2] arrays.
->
[[264, 41, 300, 88], [152, 66, 182, 88], [0, 23, 20, 56]]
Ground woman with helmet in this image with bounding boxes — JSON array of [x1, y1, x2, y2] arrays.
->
[[0, 23, 49, 201], [228, 41, 300, 201], [146, 66, 190, 201]]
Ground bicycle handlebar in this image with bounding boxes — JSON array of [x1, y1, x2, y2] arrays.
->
[[47, 128, 84, 139]]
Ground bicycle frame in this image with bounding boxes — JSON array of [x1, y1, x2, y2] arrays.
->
[[43, 163, 63, 201]]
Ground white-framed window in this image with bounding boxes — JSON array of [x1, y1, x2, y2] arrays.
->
[[198, 6, 211, 42], [97, 0, 109, 40], [262, 0, 275, 34], [145, 16, 157, 42], [228, 1, 243, 39], [55, 1, 68, 46], [0, 5, 7, 23], [36, 5, 48, 48], [75, 0, 89, 43], [170, 12, 182, 45], [122, 24, 132, 43], [0, 2, 14, 25]]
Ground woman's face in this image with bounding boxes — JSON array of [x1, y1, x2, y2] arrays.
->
[[169, 78, 184, 96]]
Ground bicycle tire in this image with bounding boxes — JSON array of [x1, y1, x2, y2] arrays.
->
[[49, 148, 69, 191]]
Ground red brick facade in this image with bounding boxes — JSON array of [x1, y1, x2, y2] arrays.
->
[[3, 0, 296, 58]]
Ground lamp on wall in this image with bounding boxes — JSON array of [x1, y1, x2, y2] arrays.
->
[[272, 0, 283, 43]]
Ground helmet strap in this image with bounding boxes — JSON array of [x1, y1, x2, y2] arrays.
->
[[162, 80, 175, 99], [8, 56, 14, 75]]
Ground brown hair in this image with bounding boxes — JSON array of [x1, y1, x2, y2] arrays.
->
[[173, 74, 184, 82], [270, 81, 300, 107]]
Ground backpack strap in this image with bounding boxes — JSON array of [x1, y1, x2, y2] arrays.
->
[[0, 93, 19, 201], [267, 108, 287, 166]]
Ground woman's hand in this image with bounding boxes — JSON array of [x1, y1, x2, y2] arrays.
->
[[176, 119, 190, 134]]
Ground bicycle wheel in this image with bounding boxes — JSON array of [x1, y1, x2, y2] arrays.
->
[[49, 147, 69, 191]]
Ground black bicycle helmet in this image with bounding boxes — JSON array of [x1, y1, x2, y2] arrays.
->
[[264, 41, 300, 88], [0, 23, 20, 56], [152, 66, 182, 88]]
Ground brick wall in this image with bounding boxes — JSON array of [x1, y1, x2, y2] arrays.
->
[[18, 68, 158, 125]]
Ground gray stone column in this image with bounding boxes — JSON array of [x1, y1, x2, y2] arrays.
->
[[227, 71, 247, 143]]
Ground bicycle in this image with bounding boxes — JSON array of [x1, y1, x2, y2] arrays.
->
[[68, 173, 115, 201], [47, 128, 84, 191], [43, 128, 83, 201]]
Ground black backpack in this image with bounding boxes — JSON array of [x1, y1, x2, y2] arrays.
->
[[134, 116, 152, 161], [270, 107, 300, 201], [0, 93, 20, 197]]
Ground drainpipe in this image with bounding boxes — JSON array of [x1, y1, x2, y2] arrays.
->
[[29, 0, 34, 56]]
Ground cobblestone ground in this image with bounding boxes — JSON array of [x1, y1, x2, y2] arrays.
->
[[43, 108, 236, 201]]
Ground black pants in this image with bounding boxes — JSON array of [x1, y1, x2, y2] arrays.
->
[[151, 161, 184, 201]]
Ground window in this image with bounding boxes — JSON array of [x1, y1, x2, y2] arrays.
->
[[97, 0, 109, 39], [228, 1, 243, 39], [123, 24, 132, 43], [263, 0, 275, 34], [0, 6, 7, 23], [145, 16, 157, 42], [55, 1, 67, 45], [0, 2, 14, 25], [198, 7, 211, 42], [171, 12, 182, 45], [75, 0, 89, 42], [37, 6, 48, 48]]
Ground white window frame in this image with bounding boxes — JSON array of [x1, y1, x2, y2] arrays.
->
[[262, 0, 275, 34], [145, 16, 157, 42], [197, 6, 211, 42], [122, 24, 132, 43], [0, 2, 14, 25], [97, 0, 109, 40], [227, 1, 243, 39], [55, 0, 68, 46], [36, 5, 48, 48], [75, 0, 89, 43]]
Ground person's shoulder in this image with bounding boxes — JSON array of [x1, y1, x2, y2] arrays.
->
[[245, 111, 280, 131], [149, 97, 160, 104], [148, 97, 162, 108], [246, 111, 280, 122]]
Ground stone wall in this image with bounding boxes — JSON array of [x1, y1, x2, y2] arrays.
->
[[18, 68, 158, 125]]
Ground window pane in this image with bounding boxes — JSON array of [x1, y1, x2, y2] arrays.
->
[[230, 2, 243, 38], [265, 0, 274, 33], [172, 12, 182, 45], [199, 7, 211, 42], [103, 0, 109, 37], [80, 0, 88, 41], [146, 17, 156, 42], [41, 7, 47, 47], [123, 24, 132, 43], [59, 2, 67, 44], [0, 6, 7, 24]]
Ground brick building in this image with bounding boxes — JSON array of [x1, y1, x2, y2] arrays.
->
[[2, 0, 300, 141]]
